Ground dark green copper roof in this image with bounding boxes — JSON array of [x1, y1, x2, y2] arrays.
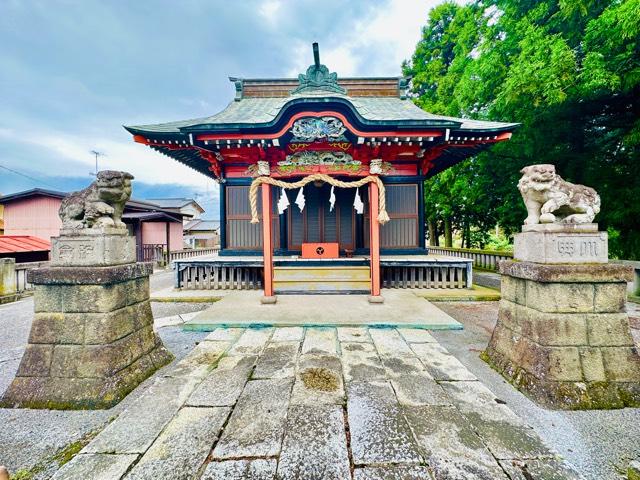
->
[[125, 94, 517, 136]]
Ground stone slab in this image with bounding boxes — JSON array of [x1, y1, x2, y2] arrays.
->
[[126, 406, 230, 480], [0, 258, 16, 297], [50, 234, 136, 267], [204, 328, 245, 341], [403, 405, 509, 479], [202, 459, 277, 480], [410, 343, 477, 381], [183, 290, 462, 330], [187, 355, 256, 407], [522, 223, 598, 233], [337, 327, 372, 343], [397, 328, 437, 344], [227, 328, 274, 355], [390, 373, 450, 406], [369, 328, 414, 356], [514, 230, 608, 264], [302, 327, 337, 355], [498, 459, 582, 480], [381, 354, 427, 378], [253, 341, 299, 379], [353, 466, 434, 480], [212, 378, 293, 459], [341, 342, 386, 383], [276, 404, 351, 480], [51, 453, 138, 480], [347, 381, 423, 465], [290, 354, 345, 406], [499, 261, 633, 284], [440, 380, 552, 460], [29, 262, 153, 286], [84, 376, 199, 454], [271, 326, 304, 342], [164, 340, 229, 379]]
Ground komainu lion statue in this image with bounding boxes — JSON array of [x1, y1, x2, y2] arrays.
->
[[518, 164, 601, 225], [59, 171, 134, 230]]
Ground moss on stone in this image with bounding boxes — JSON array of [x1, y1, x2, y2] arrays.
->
[[301, 368, 339, 392], [483, 347, 640, 410]]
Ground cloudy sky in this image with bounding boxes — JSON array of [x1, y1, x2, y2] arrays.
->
[[0, 0, 445, 218]]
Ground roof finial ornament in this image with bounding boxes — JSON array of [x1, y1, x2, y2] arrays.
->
[[313, 42, 321, 69], [291, 42, 347, 95]]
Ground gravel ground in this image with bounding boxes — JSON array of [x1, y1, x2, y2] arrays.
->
[[0, 271, 208, 478], [433, 301, 640, 480], [149, 268, 175, 292]]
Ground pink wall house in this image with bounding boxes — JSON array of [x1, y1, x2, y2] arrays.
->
[[3, 196, 62, 240], [141, 221, 183, 251], [0, 189, 185, 258]]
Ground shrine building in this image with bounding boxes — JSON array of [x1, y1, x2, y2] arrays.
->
[[125, 44, 516, 301]]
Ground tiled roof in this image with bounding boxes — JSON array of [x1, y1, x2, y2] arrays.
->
[[144, 198, 204, 212], [184, 220, 220, 232], [0, 236, 51, 253], [126, 95, 517, 134]]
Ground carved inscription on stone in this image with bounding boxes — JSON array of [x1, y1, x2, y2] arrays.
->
[[553, 235, 604, 260], [54, 240, 96, 264], [514, 231, 608, 264]]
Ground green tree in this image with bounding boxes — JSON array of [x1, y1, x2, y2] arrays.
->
[[406, 0, 640, 258]]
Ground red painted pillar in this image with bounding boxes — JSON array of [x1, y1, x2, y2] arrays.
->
[[369, 181, 383, 302], [261, 183, 276, 302]]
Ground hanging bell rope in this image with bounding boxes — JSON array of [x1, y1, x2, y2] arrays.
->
[[249, 173, 390, 225]]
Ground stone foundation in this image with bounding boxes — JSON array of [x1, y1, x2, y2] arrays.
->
[[1, 238, 173, 409], [485, 260, 640, 409]]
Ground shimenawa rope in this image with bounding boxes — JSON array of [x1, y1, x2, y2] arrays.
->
[[248, 174, 390, 225]]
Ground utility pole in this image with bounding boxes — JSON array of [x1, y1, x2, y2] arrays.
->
[[90, 150, 104, 176]]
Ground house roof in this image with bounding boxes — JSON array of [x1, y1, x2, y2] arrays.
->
[[0, 188, 66, 204], [0, 188, 185, 219], [184, 219, 220, 232], [0, 236, 51, 253], [122, 211, 183, 223], [144, 198, 205, 213]]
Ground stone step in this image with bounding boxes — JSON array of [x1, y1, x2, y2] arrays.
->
[[274, 266, 371, 293], [274, 280, 371, 293], [273, 266, 370, 281]]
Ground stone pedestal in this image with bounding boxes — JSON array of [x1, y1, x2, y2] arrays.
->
[[514, 223, 608, 264], [0, 230, 173, 409], [485, 238, 640, 409], [0, 258, 17, 304]]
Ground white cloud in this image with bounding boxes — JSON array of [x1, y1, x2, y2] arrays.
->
[[259, 0, 282, 25], [286, 0, 465, 78], [0, 127, 214, 189]]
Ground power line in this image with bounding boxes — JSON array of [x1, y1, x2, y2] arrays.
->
[[0, 163, 62, 190]]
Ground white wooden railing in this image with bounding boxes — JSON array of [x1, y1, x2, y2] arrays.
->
[[170, 247, 219, 262], [428, 246, 513, 271]]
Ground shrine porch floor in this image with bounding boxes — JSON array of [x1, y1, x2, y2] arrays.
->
[[181, 290, 463, 330]]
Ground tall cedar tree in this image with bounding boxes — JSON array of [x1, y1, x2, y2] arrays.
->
[[404, 0, 640, 258]]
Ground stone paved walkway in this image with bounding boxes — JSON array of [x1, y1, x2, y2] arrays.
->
[[52, 326, 581, 480]]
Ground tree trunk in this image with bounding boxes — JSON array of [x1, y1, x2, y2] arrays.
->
[[444, 217, 453, 248], [428, 220, 437, 246]]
